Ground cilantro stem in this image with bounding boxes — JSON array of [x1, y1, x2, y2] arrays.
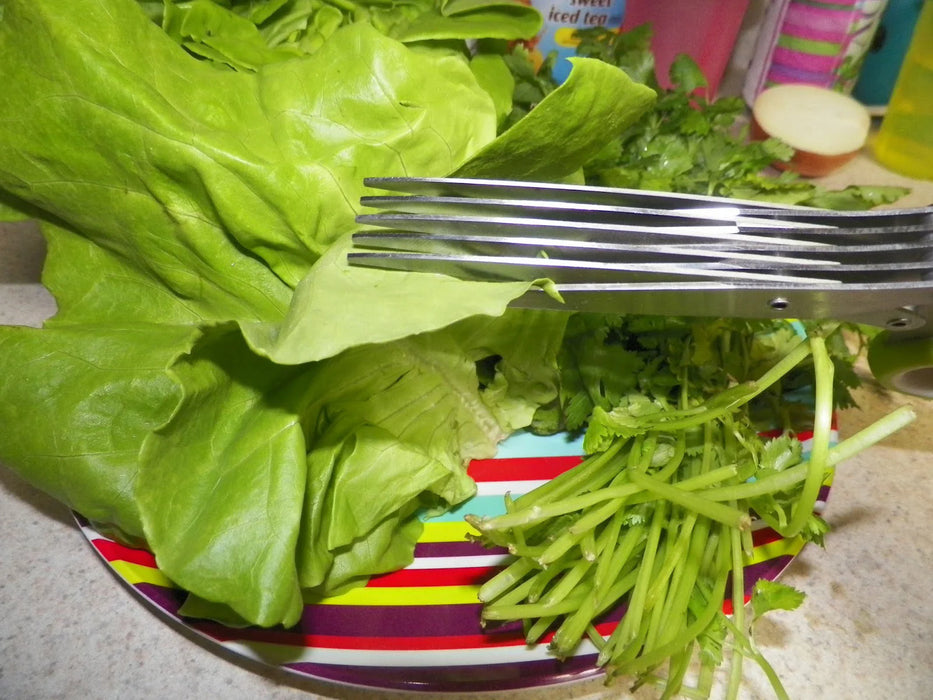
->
[[697, 404, 915, 503], [646, 511, 698, 615], [512, 437, 626, 509], [647, 463, 739, 494], [592, 509, 626, 597], [663, 642, 695, 700], [821, 403, 915, 465], [551, 521, 642, 652], [527, 556, 575, 602], [473, 481, 640, 532], [482, 593, 587, 620], [725, 516, 746, 700], [550, 591, 598, 654], [613, 560, 730, 677], [658, 512, 710, 642], [642, 553, 671, 658], [719, 615, 792, 700], [599, 500, 668, 666], [539, 557, 595, 607], [483, 569, 639, 621], [477, 557, 536, 603], [598, 522, 647, 605], [741, 333, 812, 395], [526, 614, 557, 645], [784, 335, 834, 536], [628, 470, 751, 530], [537, 498, 626, 566], [475, 458, 736, 533]]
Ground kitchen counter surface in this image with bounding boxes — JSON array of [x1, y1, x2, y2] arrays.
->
[[1, 154, 932, 700]]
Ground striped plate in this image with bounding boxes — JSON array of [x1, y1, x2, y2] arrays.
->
[[77, 427, 834, 693]]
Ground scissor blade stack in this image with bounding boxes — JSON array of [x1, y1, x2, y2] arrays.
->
[[350, 177, 933, 330]]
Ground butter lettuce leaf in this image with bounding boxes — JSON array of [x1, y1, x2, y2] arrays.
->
[[0, 1, 497, 299], [149, 0, 542, 69], [293, 308, 567, 593], [138, 327, 310, 627], [0, 0, 656, 628], [385, 1, 542, 43], [0, 321, 200, 540], [455, 57, 656, 181], [243, 59, 655, 365], [240, 233, 536, 364], [136, 307, 565, 625]]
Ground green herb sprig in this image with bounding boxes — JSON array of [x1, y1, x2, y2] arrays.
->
[[507, 25, 908, 209]]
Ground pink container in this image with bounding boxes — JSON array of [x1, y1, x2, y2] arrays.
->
[[621, 0, 750, 97]]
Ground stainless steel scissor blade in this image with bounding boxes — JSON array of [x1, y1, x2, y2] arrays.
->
[[350, 176, 933, 334]]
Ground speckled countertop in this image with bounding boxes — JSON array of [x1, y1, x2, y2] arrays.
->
[[1, 154, 932, 700]]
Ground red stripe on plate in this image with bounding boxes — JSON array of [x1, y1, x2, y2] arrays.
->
[[751, 526, 783, 548], [759, 417, 837, 441], [367, 567, 494, 588], [722, 595, 751, 616], [467, 456, 583, 482], [92, 538, 157, 568]]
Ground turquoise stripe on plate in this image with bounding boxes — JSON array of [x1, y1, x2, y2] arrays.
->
[[494, 430, 585, 459], [427, 494, 516, 522]]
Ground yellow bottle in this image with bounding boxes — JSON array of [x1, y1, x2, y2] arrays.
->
[[874, 0, 933, 180]]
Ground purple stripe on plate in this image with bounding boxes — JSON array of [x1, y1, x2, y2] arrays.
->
[[134, 583, 186, 616], [737, 555, 796, 598], [297, 597, 628, 641], [413, 540, 507, 558], [283, 653, 606, 692], [299, 602, 488, 637]]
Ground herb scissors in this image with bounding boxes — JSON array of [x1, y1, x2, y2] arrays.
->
[[349, 177, 933, 398]]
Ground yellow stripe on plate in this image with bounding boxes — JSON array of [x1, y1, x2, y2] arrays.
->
[[418, 521, 479, 543], [745, 536, 805, 566], [311, 585, 482, 607], [109, 559, 176, 588]]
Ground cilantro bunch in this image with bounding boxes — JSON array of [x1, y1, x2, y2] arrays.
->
[[506, 26, 908, 209], [468, 319, 914, 697]]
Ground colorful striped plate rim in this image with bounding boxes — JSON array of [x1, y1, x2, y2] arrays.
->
[[76, 427, 835, 693]]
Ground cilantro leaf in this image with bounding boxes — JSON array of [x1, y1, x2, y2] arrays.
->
[[751, 579, 807, 619]]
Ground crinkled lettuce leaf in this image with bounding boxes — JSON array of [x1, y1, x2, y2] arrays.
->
[[469, 53, 517, 127], [137, 308, 565, 626], [0, 1, 497, 296], [455, 57, 657, 181], [148, 0, 542, 70], [242, 60, 655, 365], [0, 0, 656, 627], [0, 320, 200, 540], [240, 233, 536, 364], [383, 0, 542, 43], [138, 327, 310, 627]]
